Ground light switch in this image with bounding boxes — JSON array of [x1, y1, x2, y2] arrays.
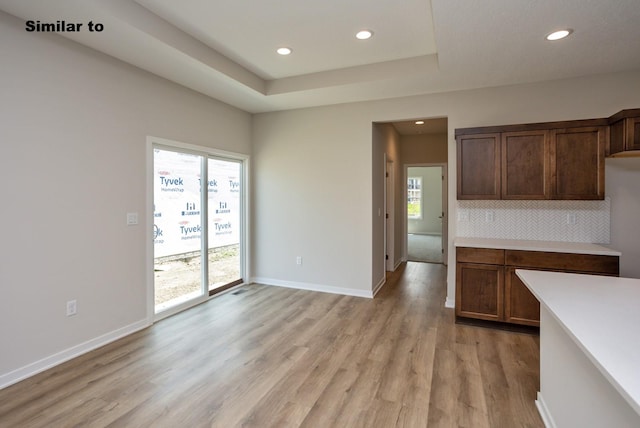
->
[[127, 212, 139, 226]]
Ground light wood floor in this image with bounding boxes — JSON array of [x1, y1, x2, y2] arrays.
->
[[0, 262, 543, 427]]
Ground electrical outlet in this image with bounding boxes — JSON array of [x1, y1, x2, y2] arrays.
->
[[485, 211, 495, 223], [567, 213, 577, 225], [296, 256, 302, 266], [66, 300, 77, 316], [457, 210, 469, 222]]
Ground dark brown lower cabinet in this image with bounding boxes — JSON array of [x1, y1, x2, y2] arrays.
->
[[504, 267, 540, 326], [456, 262, 503, 322], [456, 247, 619, 327]]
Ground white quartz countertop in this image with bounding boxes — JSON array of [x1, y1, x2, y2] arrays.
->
[[517, 270, 640, 416], [455, 237, 621, 256]]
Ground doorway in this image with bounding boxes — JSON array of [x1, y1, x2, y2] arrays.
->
[[150, 139, 247, 319], [406, 165, 445, 263]]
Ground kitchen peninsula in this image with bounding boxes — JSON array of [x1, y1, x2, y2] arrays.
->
[[517, 270, 640, 428]]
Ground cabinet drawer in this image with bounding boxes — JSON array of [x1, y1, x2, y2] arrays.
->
[[457, 247, 504, 265], [505, 250, 619, 275]]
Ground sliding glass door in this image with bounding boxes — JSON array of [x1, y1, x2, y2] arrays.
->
[[153, 149, 204, 312], [207, 157, 243, 293], [152, 145, 245, 315]]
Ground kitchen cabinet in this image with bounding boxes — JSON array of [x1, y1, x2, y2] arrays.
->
[[456, 247, 504, 321], [608, 109, 640, 156], [456, 119, 609, 200], [455, 245, 620, 327], [550, 126, 606, 200], [456, 109, 640, 199], [456, 133, 500, 199], [501, 130, 550, 199], [504, 267, 540, 326]]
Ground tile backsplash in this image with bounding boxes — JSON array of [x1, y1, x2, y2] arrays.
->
[[456, 198, 610, 243]]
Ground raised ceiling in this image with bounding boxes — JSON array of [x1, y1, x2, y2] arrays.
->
[[1, 0, 639, 113], [134, 0, 437, 79]]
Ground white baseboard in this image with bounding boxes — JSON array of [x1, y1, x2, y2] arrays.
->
[[251, 277, 374, 298], [372, 276, 386, 297], [536, 392, 557, 428], [393, 259, 403, 270], [444, 296, 455, 308], [0, 318, 150, 390]]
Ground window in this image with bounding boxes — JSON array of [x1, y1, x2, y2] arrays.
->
[[407, 177, 422, 219]]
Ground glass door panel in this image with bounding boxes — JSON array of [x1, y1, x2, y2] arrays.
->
[[153, 148, 205, 312], [207, 157, 242, 293]]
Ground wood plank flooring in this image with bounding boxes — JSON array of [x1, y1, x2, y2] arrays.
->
[[0, 262, 543, 427]]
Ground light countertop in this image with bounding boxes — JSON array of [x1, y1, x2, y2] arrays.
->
[[455, 237, 621, 256], [517, 269, 640, 416]]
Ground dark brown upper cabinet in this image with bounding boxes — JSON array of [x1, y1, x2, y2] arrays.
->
[[456, 118, 609, 200], [549, 126, 606, 200], [456, 133, 501, 199], [608, 109, 640, 156], [501, 130, 550, 199]]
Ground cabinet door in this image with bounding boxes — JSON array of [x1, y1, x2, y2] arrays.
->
[[504, 267, 540, 326], [626, 117, 640, 151], [609, 119, 626, 155], [550, 126, 606, 200], [456, 262, 503, 321], [501, 130, 550, 199], [457, 133, 501, 199], [609, 118, 640, 155]]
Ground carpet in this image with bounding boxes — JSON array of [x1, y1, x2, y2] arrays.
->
[[407, 233, 443, 263]]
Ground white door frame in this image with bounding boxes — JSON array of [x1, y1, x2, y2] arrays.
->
[[403, 163, 448, 264]]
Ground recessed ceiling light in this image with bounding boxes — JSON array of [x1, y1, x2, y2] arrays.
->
[[356, 30, 373, 40], [276, 47, 292, 55], [546, 29, 573, 41], [415, 120, 425, 125]]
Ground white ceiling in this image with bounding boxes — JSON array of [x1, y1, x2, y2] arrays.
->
[[135, 0, 437, 79], [1, 0, 640, 114], [391, 118, 448, 136]]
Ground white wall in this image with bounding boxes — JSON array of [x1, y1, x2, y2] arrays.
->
[[252, 70, 640, 305], [372, 124, 389, 286], [605, 157, 640, 278], [390, 129, 405, 271], [251, 106, 373, 295], [0, 12, 251, 386], [372, 123, 404, 274]]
